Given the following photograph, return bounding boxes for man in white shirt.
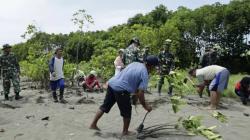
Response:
[49,48,67,103]
[189,65,230,109]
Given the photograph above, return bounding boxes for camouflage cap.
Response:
[145,46,150,50]
[2,44,12,50]
[163,39,172,47]
[129,37,140,45]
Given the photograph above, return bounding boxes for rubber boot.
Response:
[4,94,9,101]
[52,91,58,102]
[158,84,162,96]
[59,89,67,104]
[15,92,23,100]
[168,86,173,96]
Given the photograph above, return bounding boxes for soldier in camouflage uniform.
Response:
[123,37,141,65]
[142,46,150,62]
[200,47,211,68]
[200,46,219,68]
[0,44,22,100]
[158,39,175,96]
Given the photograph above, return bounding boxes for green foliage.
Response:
[128,4,171,28]
[63,62,77,79]
[181,116,222,140]
[72,9,94,32]
[12,1,250,89]
[170,96,186,113]
[79,47,117,81]
[21,24,38,39]
[212,111,228,123]
[20,44,52,88]
[182,116,203,134]
[11,43,29,61]
[65,34,95,62]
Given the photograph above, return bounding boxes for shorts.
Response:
[50,79,65,91]
[209,69,230,92]
[100,86,132,118]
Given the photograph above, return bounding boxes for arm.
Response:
[114,57,120,68]
[170,54,175,70]
[48,57,54,73]
[14,56,20,74]
[135,89,152,112]
[136,69,152,112]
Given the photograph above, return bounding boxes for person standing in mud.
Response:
[49,47,67,103]
[158,39,175,96]
[89,55,159,135]
[199,46,219,97]
[114,49,125,76]
[188,65,230,110]
[0,44,22,100]
[122,37,141,65]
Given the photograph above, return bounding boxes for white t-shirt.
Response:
[196,65,226,84]
[50,57,64,81]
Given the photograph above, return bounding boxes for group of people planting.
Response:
[0,39,249,135]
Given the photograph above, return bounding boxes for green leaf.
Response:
[212,111,228,123]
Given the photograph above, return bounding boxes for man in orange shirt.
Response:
[235,76,250,105]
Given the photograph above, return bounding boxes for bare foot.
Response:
[207,105,217,110]
[89,125,101,131]
[122,131,136,136]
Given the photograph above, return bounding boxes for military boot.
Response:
[15,92,23,100]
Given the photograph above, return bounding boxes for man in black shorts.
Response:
[89,55,159,135]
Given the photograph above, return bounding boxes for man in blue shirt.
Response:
[89,55,159,135]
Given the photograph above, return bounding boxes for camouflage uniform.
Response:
[158,40,175,96]
[123,38,141,65]
[142,47,150,62]
[0,44,21,100]
[200,47,219,68]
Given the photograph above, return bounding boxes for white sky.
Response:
[0,0,230,46]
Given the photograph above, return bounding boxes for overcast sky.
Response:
[0,0,231,46]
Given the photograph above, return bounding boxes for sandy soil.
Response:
[0,85,250,140]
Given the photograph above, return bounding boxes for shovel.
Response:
[137,112,149,133]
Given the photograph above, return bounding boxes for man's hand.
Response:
[52,72,56,77]
[144,104,152,112]
[136,89,152,112]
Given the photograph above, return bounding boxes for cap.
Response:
[119,49,124,53]
[129,37,140,45]
[90,70,97,76]
[145,55,159,66]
